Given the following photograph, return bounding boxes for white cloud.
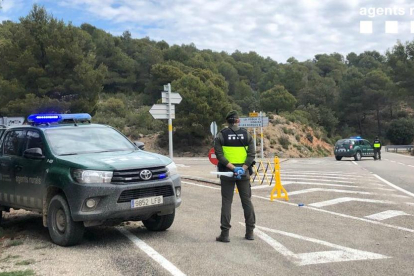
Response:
[56,0,414,62]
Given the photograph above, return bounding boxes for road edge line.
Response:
[373,174,414,199]
[117,227,186,276]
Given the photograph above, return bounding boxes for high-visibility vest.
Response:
[373,140,381,148]
[221,128,248,164]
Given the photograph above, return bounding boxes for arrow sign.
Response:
[149,104,175,119]
[162,92,182,104]
[210,121,218,137]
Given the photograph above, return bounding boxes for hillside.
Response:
[139,114,333,158]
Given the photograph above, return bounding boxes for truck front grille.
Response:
[117,185,174,203]
[112,166,167,183]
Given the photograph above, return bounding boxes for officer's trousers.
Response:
[374,148,381,160]
[220,174,256,232]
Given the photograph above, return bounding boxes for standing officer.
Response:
[214,110,256,242]
[373,136,382,160]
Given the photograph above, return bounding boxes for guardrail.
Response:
[385,145,414,152]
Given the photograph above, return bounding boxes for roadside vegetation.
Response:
[1,5,414,156]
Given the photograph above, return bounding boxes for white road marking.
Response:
[309,197,395,208]
[281,177,354,184]
[117,228,186,276]
[397,162,405,166]
[281,174,367,180]
[373,174,414,199]
[365,210,411,221]
[288,188,372,196]
[282,170,364,177]
[182,180,414,233]
[282,182,357,188]
[352,161,358,166]
[251,224,389,266]
[182,181,220,190]
[390,160,396,163]
[408,165,414,168]
[176,164,190,167]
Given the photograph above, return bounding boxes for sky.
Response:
[1,0,414,62]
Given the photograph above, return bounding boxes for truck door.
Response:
[0,129,26,206]
[364,140,374,157]
[14,130,46,209]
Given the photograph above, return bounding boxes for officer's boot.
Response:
[245,228,254,240]
[216,230,230,243]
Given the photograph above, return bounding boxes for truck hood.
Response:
[56,150,172,171]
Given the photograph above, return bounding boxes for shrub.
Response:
[386,118,414,145]
[306,133,314,143]
[278,135,290,150]
[295,134,301,142]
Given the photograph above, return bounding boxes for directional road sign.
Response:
[210,121,218,137]
[239,117,269,127]
[249,112,259,117]
[162,92,182,104]
[149,104,175,119]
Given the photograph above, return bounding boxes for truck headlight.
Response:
[166,162,178,176]
[72,169,113,184]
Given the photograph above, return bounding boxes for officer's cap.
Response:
[226,110,239,120]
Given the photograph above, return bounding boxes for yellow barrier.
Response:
[270,157,289,201]
[250,157,288,201]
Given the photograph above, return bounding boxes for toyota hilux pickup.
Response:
[0,114,181,246]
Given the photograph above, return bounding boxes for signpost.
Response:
[238,112,269,159]
[208,148,218,165]
[149,83,182,159]
[210,121,218,138]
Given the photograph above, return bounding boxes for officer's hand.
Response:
[233,167,245,178]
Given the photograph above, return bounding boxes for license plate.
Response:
[131,196,163,208]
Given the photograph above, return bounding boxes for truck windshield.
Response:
[45,127,135,155]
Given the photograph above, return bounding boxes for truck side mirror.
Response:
[23,148,45,159]
[134,141,145,150]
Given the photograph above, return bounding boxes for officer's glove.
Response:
[233,167,245,179]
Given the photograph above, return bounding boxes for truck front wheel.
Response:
[47,195,84,246]
[143,210,175,231]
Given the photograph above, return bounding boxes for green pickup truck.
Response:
[334,136,375,161]
[0,114,181,246]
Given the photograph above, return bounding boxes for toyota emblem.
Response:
[140,169,152,180]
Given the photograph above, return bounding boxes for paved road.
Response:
[1,154,414,275]
[350,151,414,193]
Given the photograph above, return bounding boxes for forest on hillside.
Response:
[1,5,414,147]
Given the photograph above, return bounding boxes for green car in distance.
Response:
[334,136,375,161]
[0,114,182,246]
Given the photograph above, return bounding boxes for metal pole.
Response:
[253,110,257,159]
[260,111,264,159]
[168,83,173,159]
[253,128,257,159]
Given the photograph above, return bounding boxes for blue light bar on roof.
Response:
[27,113,92,124]
[61,113,91,121]
[28,114,62,123]
[350,136,362,139]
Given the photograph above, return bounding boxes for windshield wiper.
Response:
[60,153,79,156]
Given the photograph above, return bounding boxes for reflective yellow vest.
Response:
[221,128,248,164]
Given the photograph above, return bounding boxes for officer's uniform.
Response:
[373,138,382,160]
[214,121,256,242]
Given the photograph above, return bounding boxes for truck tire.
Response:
[143,210,175,231]
[354,151,362,161]
[47,195,84,246]
[335,156,342,161]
